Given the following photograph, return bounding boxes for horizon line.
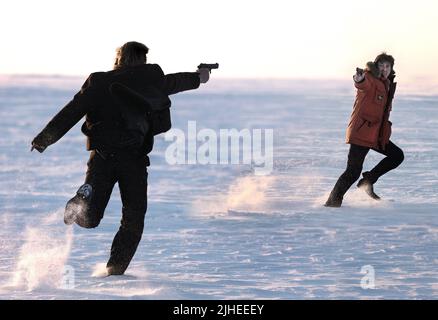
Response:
[1,73,437,96]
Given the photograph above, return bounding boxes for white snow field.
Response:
[0,77,437,299]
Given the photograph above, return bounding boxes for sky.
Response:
[1,0,438,83]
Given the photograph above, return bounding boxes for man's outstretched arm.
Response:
[163,68,209,96]
[31,74,97,152]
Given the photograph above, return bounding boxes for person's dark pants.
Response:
[329,140,404,201]
[76,150,149,274]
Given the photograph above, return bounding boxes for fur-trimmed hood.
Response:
[364,61,396,81]
[365,61,380,78]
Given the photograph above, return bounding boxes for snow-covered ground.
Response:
[0,78,437,299]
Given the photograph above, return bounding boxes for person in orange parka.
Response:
[325,53,404,207]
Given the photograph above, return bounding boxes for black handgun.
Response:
[198,63,219,73]
[356,67,364,76]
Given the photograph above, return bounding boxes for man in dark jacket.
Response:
[324,53,404,208]
[31,41,211,275]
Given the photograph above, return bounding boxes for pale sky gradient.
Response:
[1,0,438,83]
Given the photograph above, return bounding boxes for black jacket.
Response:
[32,64,200,155]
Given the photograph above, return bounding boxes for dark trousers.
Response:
[76,150,149,274]
[330,141,404,199]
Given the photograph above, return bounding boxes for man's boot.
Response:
[64,184,93,225]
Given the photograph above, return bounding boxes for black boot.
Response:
[106,264,126,276]
[325,174,352,208]
[357,172,380,200]
[324,185,344,207]
[324,195,343,207]
[64,184,93,225]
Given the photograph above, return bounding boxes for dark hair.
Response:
[114,41,149,69]
[374,52,395,75]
